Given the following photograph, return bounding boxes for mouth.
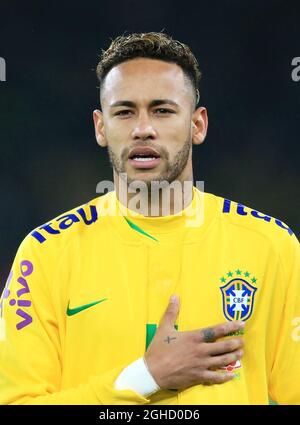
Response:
[128,147,161,170]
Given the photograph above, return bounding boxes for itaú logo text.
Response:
[222,199,293,235]
[30,205,98,243]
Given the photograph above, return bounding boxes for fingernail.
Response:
[239,321,245,327]
[170,295,177,303]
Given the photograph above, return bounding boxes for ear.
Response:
[191,107,208,146]
[93,109,107,147]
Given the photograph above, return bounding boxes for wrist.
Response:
[114,357,161,397]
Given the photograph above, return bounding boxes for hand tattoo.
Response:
[164,336,177,344]
[202,328,216,342]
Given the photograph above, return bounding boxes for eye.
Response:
[115,110,133,116]
[154,108,175,114]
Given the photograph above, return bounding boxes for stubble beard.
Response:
[107,137,192,189]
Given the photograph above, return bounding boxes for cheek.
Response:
[161,117,190,138]
[105,126,124,153]
[106,128,132,163]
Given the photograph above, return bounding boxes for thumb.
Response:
[158,295,180,330]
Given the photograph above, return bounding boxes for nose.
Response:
[131,111,157,141]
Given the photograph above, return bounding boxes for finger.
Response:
[207,338,244,356]
[158,294,180,330]
[200,370,235,385]
[200,321,245,342]
[207,349,243,369]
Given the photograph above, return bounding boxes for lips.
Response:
[128,147,160,159]
[128,146,161,170]
[128,157,161,169]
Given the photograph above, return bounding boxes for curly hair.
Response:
[96,32,201,108]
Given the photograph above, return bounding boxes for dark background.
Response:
[0,0,299,292]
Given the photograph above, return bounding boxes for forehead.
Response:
[101,58,191,105]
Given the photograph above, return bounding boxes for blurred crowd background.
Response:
[0,0,299,291]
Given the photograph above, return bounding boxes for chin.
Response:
[127,170,162,183]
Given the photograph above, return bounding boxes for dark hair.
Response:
[96,32,201,108]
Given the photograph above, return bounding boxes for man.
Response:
[0,32,299,405]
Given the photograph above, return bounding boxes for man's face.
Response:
[94,58,207,186]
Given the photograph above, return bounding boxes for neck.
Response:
[114,170,194,217]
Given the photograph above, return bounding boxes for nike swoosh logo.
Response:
[67,298,108,316]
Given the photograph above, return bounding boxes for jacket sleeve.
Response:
[268,232,300,404]
[0,235,150,405]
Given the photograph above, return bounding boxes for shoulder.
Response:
[19,191,114,254]
[205,191,299,268]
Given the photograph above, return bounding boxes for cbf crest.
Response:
[220,269,258,321]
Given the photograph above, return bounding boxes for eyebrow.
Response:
[110,99,180,108]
